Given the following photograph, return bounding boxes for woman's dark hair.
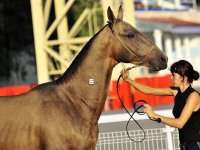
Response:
[170,60,199,83]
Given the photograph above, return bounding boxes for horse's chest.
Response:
[41,115,94,149]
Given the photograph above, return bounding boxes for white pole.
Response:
[45,0,74,39]
[30,0,49,83]
[153,29,163,50]
[44,0,52,28]
[46,37,91,46]
[142,0,149,10]
[165,35,173,67]
[174,0,181,8]
[183,37,191,62]
[192,0,197,9]
[163,125,175,150]
[54,0,71,71]
[175,37,182,61]
[44,47,69,67]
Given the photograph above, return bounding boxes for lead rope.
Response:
[116,67,161,142]
[116,71,145,142]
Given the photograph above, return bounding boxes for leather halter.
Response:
[113,32,155,67]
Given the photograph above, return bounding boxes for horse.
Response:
[0,6,167,150]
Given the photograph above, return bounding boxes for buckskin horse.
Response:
[0,6,167,150]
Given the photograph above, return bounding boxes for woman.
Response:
[121,60,200,150]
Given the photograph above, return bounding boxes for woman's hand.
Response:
[143,104,156,118]
[120,69,129,80]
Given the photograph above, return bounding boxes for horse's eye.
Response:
[127,34,135,38]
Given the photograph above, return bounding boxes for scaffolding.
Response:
[30,0,137,84]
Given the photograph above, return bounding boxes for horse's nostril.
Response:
[160,55,168,69]
[161,55,168,63]
[161,57,165,62]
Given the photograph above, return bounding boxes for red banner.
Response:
[0,85,36,96]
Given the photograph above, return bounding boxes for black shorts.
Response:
[180,141,200,150]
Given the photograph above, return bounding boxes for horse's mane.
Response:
[55,24,109,85]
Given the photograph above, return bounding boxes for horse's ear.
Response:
[107,6,116,24]
[117,5,123,20]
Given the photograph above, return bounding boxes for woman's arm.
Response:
[121,69,173,96]
[144,92,200,129]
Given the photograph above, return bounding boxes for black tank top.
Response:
[172,86,200,144]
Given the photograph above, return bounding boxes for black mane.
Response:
[55,25,108,84]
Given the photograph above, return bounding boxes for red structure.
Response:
[0,85,36,96]
[106,74,174,110]
[134,74,174,106]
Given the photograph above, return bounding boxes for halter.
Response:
[113,32,155,68]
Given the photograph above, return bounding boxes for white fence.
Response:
[97,109,180,150]
[96,128,180,150]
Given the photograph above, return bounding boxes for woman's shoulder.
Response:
[194,89,200,95]
[190,86,200,95]
[187,90,199,103]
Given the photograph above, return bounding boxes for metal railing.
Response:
[96,128,180,150]
[97,109,180,150]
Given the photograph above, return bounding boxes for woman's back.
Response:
[173,86,200,143]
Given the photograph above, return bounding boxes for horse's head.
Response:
[107,6,167,71]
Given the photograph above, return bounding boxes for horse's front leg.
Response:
[84,125,99,150]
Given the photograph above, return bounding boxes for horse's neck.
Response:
[59,26,117,121]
